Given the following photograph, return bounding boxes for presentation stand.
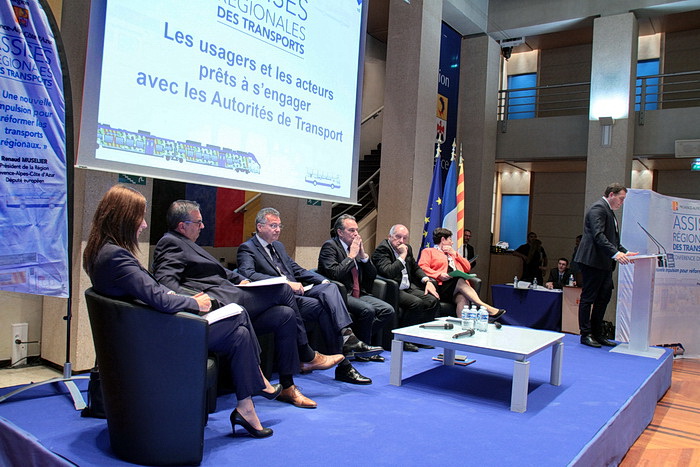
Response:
[611,254,666,359]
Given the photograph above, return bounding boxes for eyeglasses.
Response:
[265,223,283,230]
[184,220,203,225]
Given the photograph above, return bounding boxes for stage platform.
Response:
[0,333,672,466]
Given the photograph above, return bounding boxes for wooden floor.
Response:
[620,357,700,466]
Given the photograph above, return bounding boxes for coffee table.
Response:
[390,320,565,412]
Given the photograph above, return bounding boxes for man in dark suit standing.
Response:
[371,224,441,352]
[237,207,382,385]
[545,258,572,289]
[574,184,637,348]
[317,214,395,362]
[153,200,344,408]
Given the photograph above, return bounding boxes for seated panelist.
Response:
[83,185,276,438]
[418,228,505,321]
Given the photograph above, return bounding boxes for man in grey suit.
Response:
[317,214,395,362]
[574,184,637,348]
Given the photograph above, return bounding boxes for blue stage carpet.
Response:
[0,334,672,466]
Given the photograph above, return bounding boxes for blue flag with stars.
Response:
[421,144,444,251]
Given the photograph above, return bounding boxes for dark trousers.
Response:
[208,312,264,400]
[398,284,440,327]
[347,294,395,344]
[295,282,353,354]
[578,263,614,336]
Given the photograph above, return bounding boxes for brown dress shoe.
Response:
[277,385,317,408]
[300,352,344,373]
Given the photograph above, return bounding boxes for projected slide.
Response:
[78,0,366,203]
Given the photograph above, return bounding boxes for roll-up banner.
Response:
[0,0,68,298]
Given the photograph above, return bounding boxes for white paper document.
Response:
[236,276,288,287]
[202,302,243,324]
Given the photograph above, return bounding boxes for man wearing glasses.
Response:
[153,200,344,408]
[237,207,383,385]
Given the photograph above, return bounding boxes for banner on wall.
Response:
[617,189,700,358]
[0,1,68,297]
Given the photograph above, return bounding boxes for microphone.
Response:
[452,329,475,338]
[420,322,454,329]
[637,222,667,267]
[445,317,463,324]
[494,322,502,329]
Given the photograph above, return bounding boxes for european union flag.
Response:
[421,143,444,251]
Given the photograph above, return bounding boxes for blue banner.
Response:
[0,1,68,297]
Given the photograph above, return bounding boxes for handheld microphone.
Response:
[420,322,454,329]
[445,317,463,324]
[452,329,475,338]
[494,322,502,329]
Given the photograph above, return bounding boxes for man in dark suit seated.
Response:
[317,214,395,363]
[545,257,573,289]
[237,207,383,385]
[153,200,344,409]
[371,224,441,352]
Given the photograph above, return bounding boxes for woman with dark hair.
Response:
[418,228,505,320]
[84,185,277,438]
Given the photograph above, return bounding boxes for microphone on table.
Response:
[452,329,475,338]
[494,322,502,329]
[420,322,454,329]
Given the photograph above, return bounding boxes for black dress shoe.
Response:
[343,339,383,358]
[230,410,273,438]
[488,309,506,323]
[580,335,601,348]
[594,336,616,347]
[403,342,419,352]
[258,383,283,400]
[335,364,372,385]
[354,354,385,363]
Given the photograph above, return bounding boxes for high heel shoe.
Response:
[230,409,273,438]
[259,383,283,400]
[488,309,506,323]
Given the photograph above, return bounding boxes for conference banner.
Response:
[0,0,68,297]
[617,189,700,358]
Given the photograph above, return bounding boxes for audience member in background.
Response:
[461,228,476,268]
[545,257,572,289]
[317,214,395,363]
[153,200,343,409]
[574,183,637,348]
[237,207,382,386]
[371,224,441,352]
[418,228,505,320]
[514,232,548,284]
[83,185,276,438]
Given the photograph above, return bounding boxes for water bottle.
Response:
[461,305,469,330]
[568,274,575,286]
[477,306,489,332]
[513,275,518,288]
[531,277,538,289]
[464,305,477,331]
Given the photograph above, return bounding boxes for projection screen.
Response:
[77,0,367,203]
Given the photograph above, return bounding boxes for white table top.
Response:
[393,319,565,361]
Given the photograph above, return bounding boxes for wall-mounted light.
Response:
[599,116,614,147]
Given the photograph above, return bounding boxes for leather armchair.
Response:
[84,288,217,466]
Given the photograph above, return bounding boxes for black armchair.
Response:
[84,288,217,466]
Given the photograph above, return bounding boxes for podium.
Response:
[611,254,666,359]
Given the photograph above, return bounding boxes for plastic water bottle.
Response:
[531,277,538,289]
[464,305,477,331]
[461,305,469,330]
[513,276,518,288]
[477,306,489,332]
[568,274,575,286]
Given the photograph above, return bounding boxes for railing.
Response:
[331,168,380,225]
[498,70,700,130]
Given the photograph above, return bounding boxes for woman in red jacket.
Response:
[419,228,505,320]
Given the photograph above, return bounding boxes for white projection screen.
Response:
[77,0,367,203]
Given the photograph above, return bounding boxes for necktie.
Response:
[350,264,361,298]
[267,244,290,279]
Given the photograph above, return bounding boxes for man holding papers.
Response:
[238,207,383,386]
[154,200,343,408]
[418,228,505,321]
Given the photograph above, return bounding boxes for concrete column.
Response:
[456,34,501,279]
[376,0,441,246]
[584,13,638,206]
